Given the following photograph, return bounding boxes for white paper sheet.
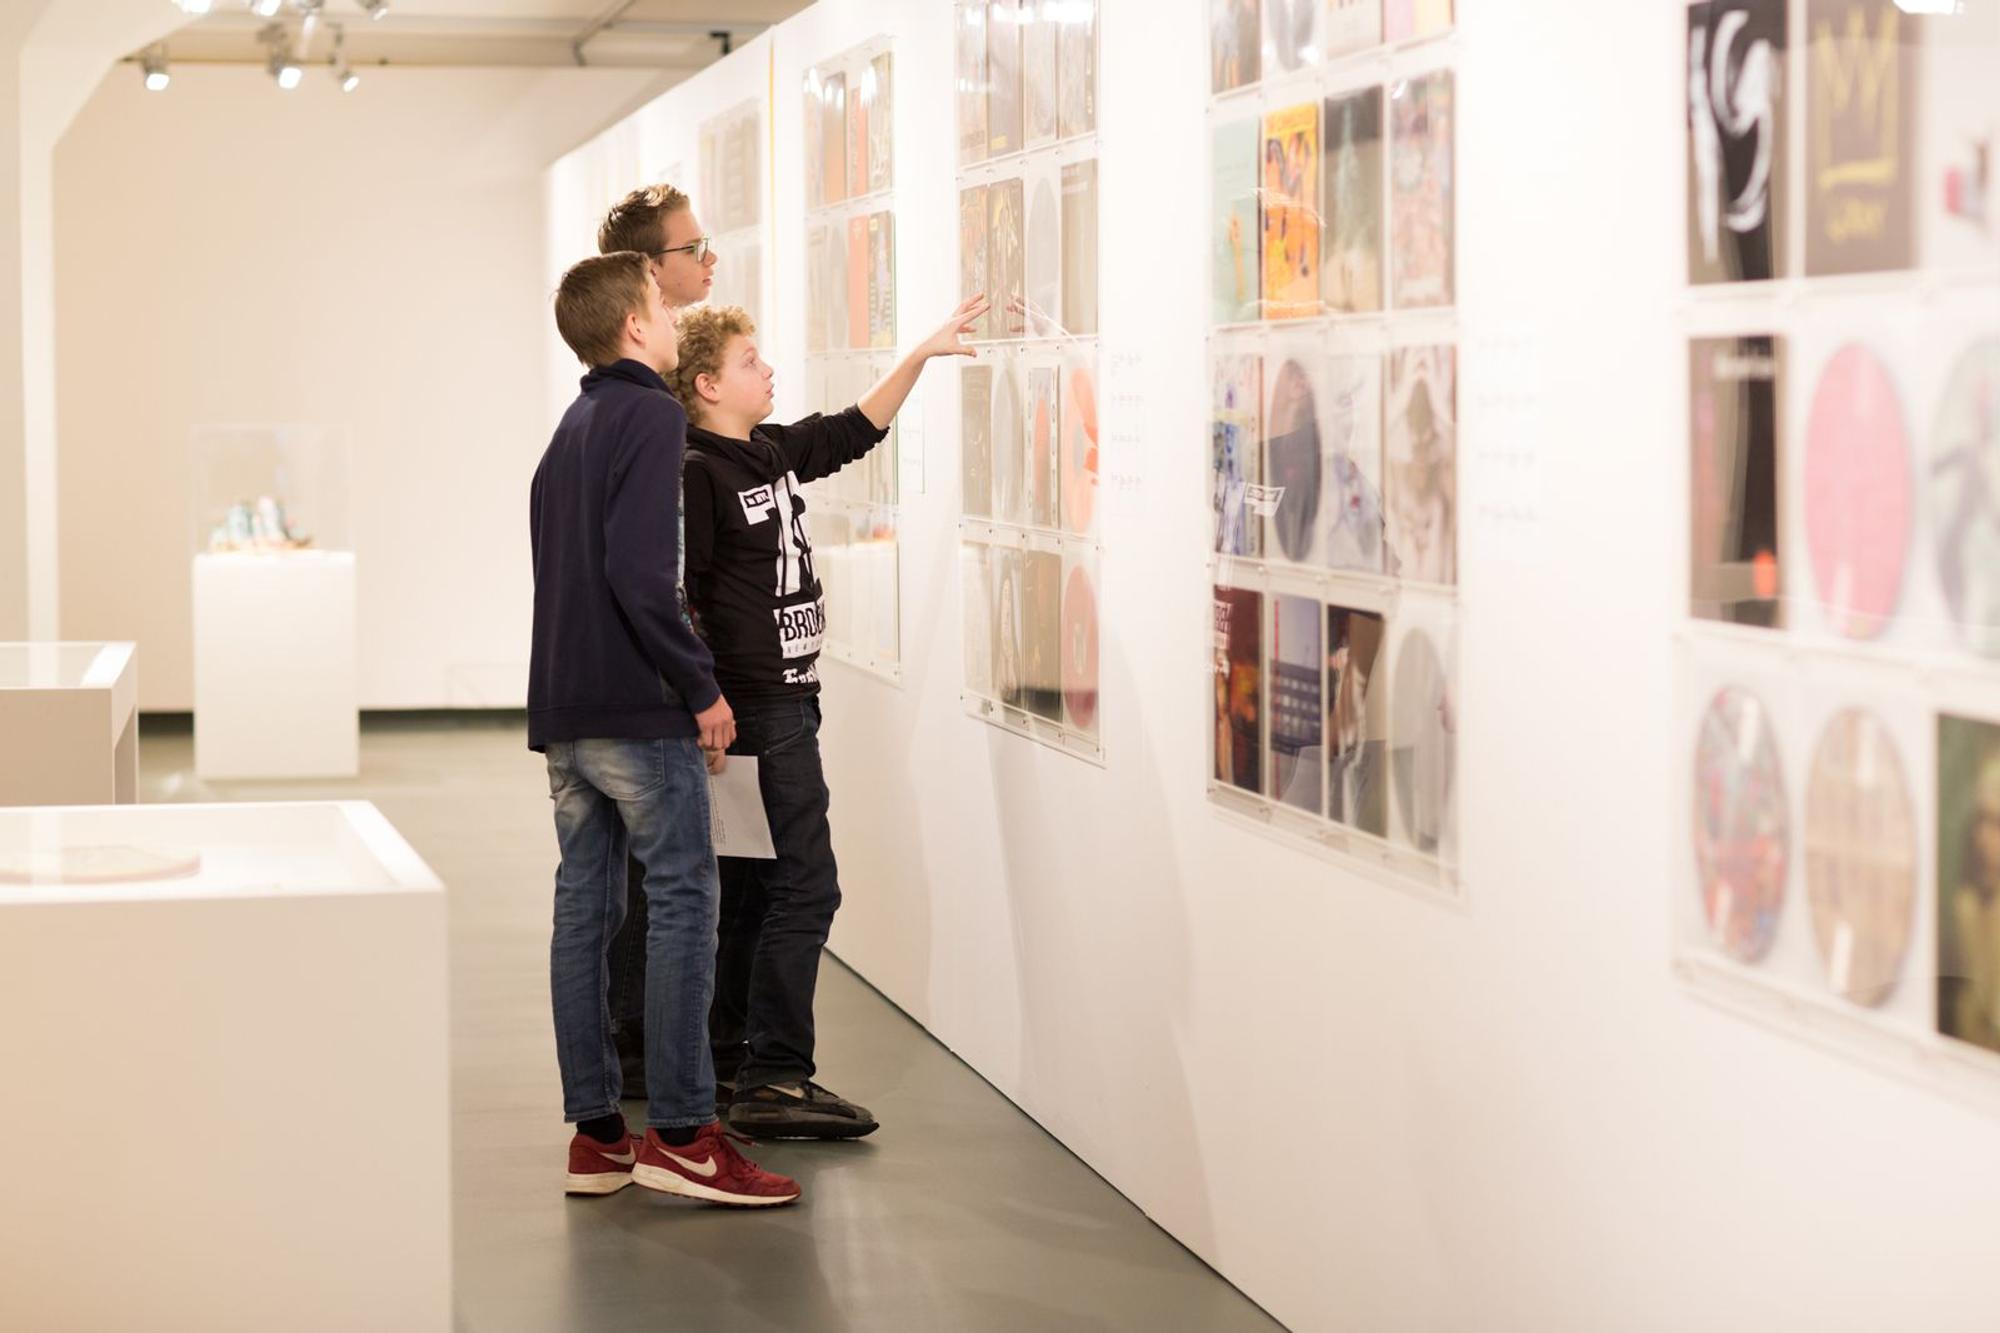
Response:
[709,757,776,860]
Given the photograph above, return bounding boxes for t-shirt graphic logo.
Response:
[738,472,816,597]
[738,485,776,522]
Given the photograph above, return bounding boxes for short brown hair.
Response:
[553,252,652,368]
[665,305,756,420]
[597,184,689,256]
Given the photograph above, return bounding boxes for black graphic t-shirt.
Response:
[682,405,889,704]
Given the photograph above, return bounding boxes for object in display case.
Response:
[1930,336,2000,658]
[1057,0,1096,140]
[993,358,1026,524]
[1213,585,1263,794]
[847,218,870,350]
[868,53,894,194]
[1803,343,1910,640]
[825,73,850,206]
[1693,685,1789,963]
[1061,160,1100,336]
[964,363,994,517]
[1389,70,1454,309]
[1939,713,2000,1054]
[1061,355,1100,537]
[207,496,312,554]
[989,177,1027,339]
[869,213,896,350]
[0,843,202,885]
[1328,605,1387,834]
[994,547,1026,709]
[1390,625,1454,856]
[1062,558,1100,735]
[1211,0,1261,93]
[1026,165,1061,337]
[1384,345,1456,586]
[1922,2,1999,271]
[1212,118,1261,325]
[1326,0,1383,57]
[961,183,989,339]
[1263,0,1321,75]
[804,74,826,208]
[1323,355,1386,574]
[1024,0,1058,146]
[1805,708,1916,1007]
[988,0,1026,157]
[1265,353,1325,565]
[1269,594,1324,814]
[806,225,832,355]
[192,425,349,557]
[714,103,762,232]
[1022,549,1064,722]
[1262,101,1320,319]
[964,543,995,696]
[1212,355,1263,556]
[958,1,989,166]
[1028,365,1060,529]
[1805,0,1914,275]
[1323,87,1385,315]
[847,65,869,200]
[1690,335,1783,628]
[1687,0,1788,285]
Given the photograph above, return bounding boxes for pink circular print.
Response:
[1804,344,1911,639]
[1061,564,1099,733]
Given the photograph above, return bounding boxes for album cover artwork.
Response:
[1326,0,1383,56]
[1061,559,1100,736]
[869,213,896,350]
[1328,605,1387,834]
[1390,626,1454,856]
[1323,87,1385,314]
[1028,365,1060,529]
[1212,355,1263,557]
[994,547,1026,710]
[1022,549,1064,722]
[846,64,868,200]
[824,226,849,355]
[1061,354,1099,537]
[1917,3,1999,273]
[1212,118,1261,326]
[1385,346,1456,586]
[1939,712,2000,1054]
[1061,160,1100,336]
[822,73,848,208]
[1688,0,1788,283]
[988,0,1026,158]
[1690,335,1783,627]
[958,1,989,166]
[1026,166,1062,337]
[1384,0,1452,43]
[1263,0,1321,76]
[1693,686,1789,963]
[1214,585,1263,794]
[1262,101,1321,319]
[963,542,994,696]
[1390,71,1454,309]
[1269,594,1325,814]
[847,217,870,351]
[867,52,894,194]
[1805,708,1916,1006]
[803,79,826,210]
[960,183,990,339]
[1322,354,1385,574]
[805,224,832,355]
[1930,337,2000,657]
[1803,343,1909,639]
[989,177,1027,340]
[1058,0,1097,140]
[723,104,762,231]
[1211,0,1261,94]
[992,358,1026,525]
[1265,353,1325,565]
[963,363,994,518]
[1024,0,1059,146]
[1805,0,1915,275]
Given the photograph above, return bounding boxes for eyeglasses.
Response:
[651,236,713,264]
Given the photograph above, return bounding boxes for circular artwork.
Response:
[1804,709,1916,1006]
[1930,337,2000,657]
[991,360,1023,525]
[1062,362,1099,536]
[1804,344,1911,639]
[1061,564,1099,733]
[1266,358,1322,563]
[1389,627,1454,856]
[1692,686,1789,963]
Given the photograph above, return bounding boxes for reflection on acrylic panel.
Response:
[1384,0,1452,43]
[1803,343,1910,639]
[1323,87,1384,315]
[1328,606,1387,835]
[1026,169,1062,336]
[963,543,994,696]
[957,1,988,166]
[1265,355,1324,564]
[1061,160,1100,336]
[1687,0,1788,284]
[992,359,1026,525]
[960,184,989,339]
[822,74,848,207]
[1211,0,1261,93]
[988,178,1026,340]
[1323,355,1385,574]
[1261,102,1320,319]
[1212,355,1263,556]
[1058,0,1096,140]
[1938,713,2000,1055]
[1024,0,1058,146]
[1061,357,1099,536]
[1263,0,1320,76]
[867,53,894,194]
[1805,0,1914,275]
[1389,71,1454,309]
[988,0,1025,157]
[1930,337,2000,658]
[1062,561,1100,735]
[1805,709,1916,1007]
[1326,0,1383,58]
[1212,119,1261,325]
[1213,586,1263,794]
[963,363,994,517]
[1689,335,1783,627]
[1390,626,1454,856]
[1692,686,1789,964]
[994,547,1025,710]
[1385,346,1456,586]
[1028,366,1060,529]
[1022,550,1064,722]
[1269,594,1324,814]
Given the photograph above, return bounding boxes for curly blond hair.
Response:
[666,305,757,421]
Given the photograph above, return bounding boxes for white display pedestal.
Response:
[0,801,448,1332]
[0,641,138,806]
[193,550,359,779]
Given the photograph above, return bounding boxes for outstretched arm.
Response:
[858,295,988,430]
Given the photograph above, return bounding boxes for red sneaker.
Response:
[564,1126,638,1196]
[632,1122,801,1208]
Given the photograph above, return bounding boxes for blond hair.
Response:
[666,305,757,420]
[597,183,690,256]
[553,252,652,369]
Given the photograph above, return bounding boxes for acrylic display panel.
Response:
[1801,342,1911,641]
[1268,593,1325,814]
[1060,354,1100,538]
[1212,118,1261,325]
[1213,585,1264,795]
[1323,86,1385,315]
[1060,160,1100,337]
[1804,0,1916,276]
[1322,353,1386,575]
[1261,102,1321,320]
[957,2,989,166]
[1384,0,1453,44]
[1024,0,1059,147]
[1389,70,1455,310]
[987,0,1026,158]
[1057,0,1097,140]
[1211,0,1261,94]
[1263,0,1321,78]
[1263,347,1329,566]
[1025,163,1062,338]
[1212,355,1263,558]
[1807,707,1919,1007]
[1328,603,1389,837]
[1388,612,1457,860]
[1939,712,2000,1056]
[1061,553,1101,737]
[1686,0,1789,285]
[960,183,990,340]
[1931,337,2000,659]
[963,362,994,518]
[1326,0,1384,59]
[988,177,1027,340]
[1688,335,1783,628]
[1384,345,1457,587]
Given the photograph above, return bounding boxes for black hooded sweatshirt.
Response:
[682,404,889,704]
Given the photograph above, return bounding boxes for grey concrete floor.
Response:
[139,714,1285,1333]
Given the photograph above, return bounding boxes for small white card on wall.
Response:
[709,758,775,859]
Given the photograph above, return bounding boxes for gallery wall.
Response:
[54,63,666,711]
[551,2,2000,1330]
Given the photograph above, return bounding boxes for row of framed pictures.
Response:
[804,48,893,210]
[959,531,1102,761]
[1211,0,1456,93]
[955,0,1098,167]
[805,212,897,355]
[699,98,765,329]
[958,159,1101,343]
[961,351,1100,540]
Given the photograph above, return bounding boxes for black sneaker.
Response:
[726,1080,879,1140]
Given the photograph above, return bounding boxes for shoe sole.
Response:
[564,1171,634,1196]
[632,1163,800,1208]
[726,1112,880,1141]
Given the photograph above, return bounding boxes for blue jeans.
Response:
[546,736,718,1130]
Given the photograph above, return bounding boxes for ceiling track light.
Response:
[251,0,284,17]
[140,43,170,92]
[329,22,358,92]
[358,0,389,20]
[258,21,302,90]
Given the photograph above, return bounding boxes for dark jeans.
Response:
[607,697,843,1092]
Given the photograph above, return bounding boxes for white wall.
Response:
[55,63,666,710]
[551,3,2000,1331]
